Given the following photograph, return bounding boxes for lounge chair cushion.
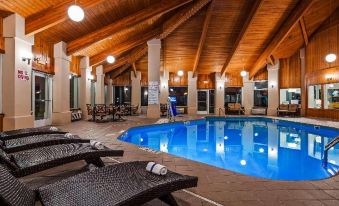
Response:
[38,161,197,206]
[0,165,35,206]
[0,149,18,170]
[278,104,288,110]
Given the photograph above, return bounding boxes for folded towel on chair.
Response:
[49,127,59,131]
[64,133,74,138]
[90,140,105,150]
[146,162,167,176]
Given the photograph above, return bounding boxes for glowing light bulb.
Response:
[68,5,84,22]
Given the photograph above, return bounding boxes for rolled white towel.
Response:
[90,140,105,150]
[146,162,167,176]
[64,133,74,138]
[49,126,59,131]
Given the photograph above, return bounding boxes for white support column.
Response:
[147,39,161,118]
[215,72,226,114]
[267,60,280,116]
[52,41,71,125]
[131,71,141,113]
[242,72,254,115]
[79,56,92,120]
[160,70,169,104]
[95,65,105,104]
[107,79,113,105]
[188,71,197,114]
[2,14,34,130]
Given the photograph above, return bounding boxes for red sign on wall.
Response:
[17,70,30,81]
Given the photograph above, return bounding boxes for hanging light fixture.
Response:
[68,0,85,22]
[106,55,115,64]
[240,58,247,77]
[325,0,336,63]
[177,70,184,77]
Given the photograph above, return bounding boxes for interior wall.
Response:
[279,51,301,89]
[0,17,4,53]
[112,72,131,86]
[32,36,54,74]
[253,68,268,81]
[225,73,243,87]
[197,73,215,89]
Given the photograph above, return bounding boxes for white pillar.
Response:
[95,65,105,104]
[215,72,226,114]
[188,71,197,114]
[2,14,34,130]
[242,72,254,115]
[160,70,169,104]
[147,39,161,118]
[107,79,113,105]
[131,71,141,112]
[267,60,279,116]
[52,41,71,125]
[79,56,92,120]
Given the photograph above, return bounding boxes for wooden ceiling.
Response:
[0,0,338,79]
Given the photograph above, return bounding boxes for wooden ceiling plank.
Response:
[67,0,192,55]
[192,1,214,77]
[299,17,309,46]
[103,0,211,75]
[89,28,161,66]
[220,0,264,76]
[111,64,132,79]
[25,0,104,36]
[249,0,316,79]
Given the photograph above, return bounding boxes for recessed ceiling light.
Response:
[106,55,115,64]
[68,5,84,22]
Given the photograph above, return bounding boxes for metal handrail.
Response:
[322,136,339,167]
[218,108,226,116]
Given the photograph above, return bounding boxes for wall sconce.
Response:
[162,83,167,88]
[203,80,208,84]
[22,57,31,65]
[270,81,276,88]
[325,74,333,81]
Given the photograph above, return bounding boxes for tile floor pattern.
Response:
[22,115,339,206]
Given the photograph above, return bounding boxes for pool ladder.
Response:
[322,135,339,168]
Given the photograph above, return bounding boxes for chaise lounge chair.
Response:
[0,127,66,139]
[277,104,289,116]
[0,133,90,153]
[0,161,198,206]
[0,143,124,177]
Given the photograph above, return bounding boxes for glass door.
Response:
[197,90,209,114]
[32,71,52,127]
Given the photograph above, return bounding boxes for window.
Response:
[169,87,187,106]
[141,87,148,106]
[324,83,339,109]
[70,75,79,109]
[280,88,301,104]
[308,85,322,109]
[114,86,131,105]
[254,81,268,107]
[209,90,215,114]
[224,87,242,106]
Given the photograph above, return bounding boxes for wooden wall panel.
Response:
[112,72,131,86]
[0,17,4,53]
[306,108,339,120]
[279,51,301,88]
[140,71,148,86]
[70,56,81,76]
[225,73,243,87]
[253,68,268,81]
[168,72,188,87]
[197,73,215,89]
[32,36,54,74]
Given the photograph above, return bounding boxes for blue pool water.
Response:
[119,117,339,180]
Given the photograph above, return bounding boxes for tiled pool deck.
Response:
[23,115,339,206]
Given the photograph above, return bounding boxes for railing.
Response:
[322,136,339,167]
[218,108,226,116]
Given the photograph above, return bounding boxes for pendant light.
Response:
[68,0,85,22]
[106,55,115,64]
[240,58,247,77]
[325,0,336,63]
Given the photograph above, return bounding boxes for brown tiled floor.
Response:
[23,115,339,206]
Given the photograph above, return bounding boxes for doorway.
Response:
[197,90,209,114]
[32,71,52,127]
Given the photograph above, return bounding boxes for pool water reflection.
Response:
[119,117,339,180]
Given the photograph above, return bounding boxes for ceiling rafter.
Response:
[66,0,192,55]
[111,63,132,80]
[89,27,161,66]
[249,0,316,79]
[220,0,264,76]
[132,63,137,78]
[25,0,104,36]
[103,0,212,75]
[192,0,214,77]
[299,17,309,46]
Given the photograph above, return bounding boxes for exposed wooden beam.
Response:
[111,64,132,79]
[192,1,214,77]
[67,0,192,55]
[25,0,104,36]
[249,0,316,79]
[103,0,211,74]
[268,55,275,65]
[220,0,264,76]
[132,63,137,78]
[299,17,309,46]
[90,27,161,66]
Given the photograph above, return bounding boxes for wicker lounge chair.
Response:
[0,161,198,206]
[0,127,65,139]
[0,143,124,177]
[0,133,90,153]
[277,104,289,116]
[227,103,245,115]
